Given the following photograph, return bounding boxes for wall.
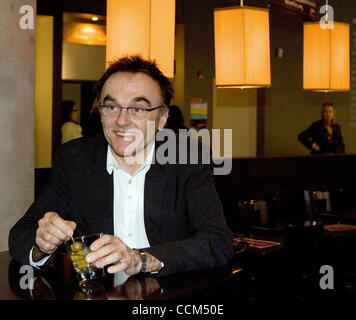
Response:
[213,87,257,158]
[62,43,106,81]
[0,0,36,251]
[35,15,53,168]
[171,24,185,122]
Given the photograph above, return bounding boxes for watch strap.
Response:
[134,249,147,273]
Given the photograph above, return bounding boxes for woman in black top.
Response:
[298,103,345,154]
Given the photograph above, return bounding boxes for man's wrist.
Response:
[32,244,48,262]
[133,249,147,273]
[132,249,163,274]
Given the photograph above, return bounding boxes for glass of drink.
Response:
[65,233,105,282]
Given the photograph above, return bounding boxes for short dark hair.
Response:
[61,100,76,124]
[93,55,174,107]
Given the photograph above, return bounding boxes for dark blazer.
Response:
[298,120,345,154]
[8,132,233,276]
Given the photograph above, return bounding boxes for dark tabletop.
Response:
[2,226,356,301]
[1,251,242,300]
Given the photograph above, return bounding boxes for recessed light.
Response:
[92,16,99,21]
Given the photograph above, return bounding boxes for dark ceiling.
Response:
[37,0,107,15]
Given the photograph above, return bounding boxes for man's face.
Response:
[99,72,168,163]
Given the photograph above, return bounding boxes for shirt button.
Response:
[128,180,132,184]
[128,195,132,199]
[128,233,132,237]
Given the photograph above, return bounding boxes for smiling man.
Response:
[9,56,233,278]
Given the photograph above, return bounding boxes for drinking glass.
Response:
[65,233,105,282]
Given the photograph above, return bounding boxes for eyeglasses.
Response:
[98,104,164,119]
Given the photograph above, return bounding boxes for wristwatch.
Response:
[134,249,147,273]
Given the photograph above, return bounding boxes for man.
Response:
[9,55,233,277]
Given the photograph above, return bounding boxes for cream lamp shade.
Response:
[214,6,271,88]
[106,0,175,78]
[303,22,350,92]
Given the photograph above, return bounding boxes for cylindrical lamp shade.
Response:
[303,22,350,91]
[106,0,175,78]
[214,7,271,88]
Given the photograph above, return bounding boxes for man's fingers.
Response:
[49,214,76,236]
[90,234,117,251]
[35,236,57,254]
[36,226,63,248]
[107,262,127,274]
[44,223,69,242]
[86,243,117,264]
[92,251,123,269]
[65,221,76,234]
[42,211,76,235]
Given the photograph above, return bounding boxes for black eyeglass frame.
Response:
[98,104,165,118]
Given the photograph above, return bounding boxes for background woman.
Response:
[61,100,83,144]
[298,102,345,154]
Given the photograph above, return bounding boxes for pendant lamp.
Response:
[106,0,175,78]
[214,0,271,88]
[303,2,350,92]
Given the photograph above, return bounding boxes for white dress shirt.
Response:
[106,144,153,249]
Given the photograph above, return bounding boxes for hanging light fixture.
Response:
[106,0,175,78]
[214,0,271,88]
[303,1,350,92]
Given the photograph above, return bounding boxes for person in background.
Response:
[165,104,188,133]
[298,102,345,155]
[61,100,83,144]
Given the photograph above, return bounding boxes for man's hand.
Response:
[86,234,162,275]
[33,211,76,261]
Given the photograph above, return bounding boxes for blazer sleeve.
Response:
[144,163,234,277]
[8,146,71,267]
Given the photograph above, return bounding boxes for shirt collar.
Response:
[106,142,155,175]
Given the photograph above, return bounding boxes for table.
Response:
[0,251,243,300]
[2,244,355,301]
